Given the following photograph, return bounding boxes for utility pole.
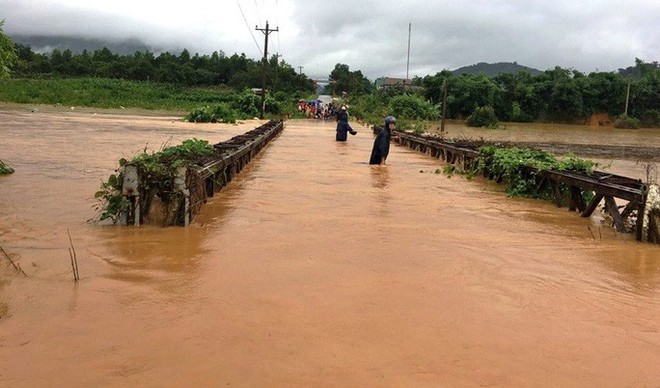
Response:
[440,79,448,134]
[298,66,304,75]
[406,22,411,81]
[273,52,282,93]
[256,21,278,119]
[624,78,631,116]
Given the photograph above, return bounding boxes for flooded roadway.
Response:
[0,109,659,387]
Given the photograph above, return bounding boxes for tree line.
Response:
[3,27,659,127]
[415,60,659,126]
[12,44,315,97]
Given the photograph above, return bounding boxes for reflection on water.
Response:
[370,165,390,189]
[0,112,658,386]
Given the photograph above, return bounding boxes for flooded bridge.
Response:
[117,120,659,244]
[1,112,659,387]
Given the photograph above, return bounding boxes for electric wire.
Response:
[254,0,262,26]
[275,0,282,60]
[236,0,262,54]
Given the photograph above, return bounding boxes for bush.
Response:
[639,109,660,128]
[466,105,499,128]
[185,103,237,123]
[613,114,640,129]
[389,94,440,120]
[0,159,14,174]
[231,90,260,118]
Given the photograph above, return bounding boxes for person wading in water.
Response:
[369,115,397,165]
[335,104,357,141]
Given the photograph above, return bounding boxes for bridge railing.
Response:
[393,130,660,244]
[121,120,285,226]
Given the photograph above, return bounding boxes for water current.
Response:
[0,108,658,386]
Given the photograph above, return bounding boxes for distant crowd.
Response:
[297,100,339,120]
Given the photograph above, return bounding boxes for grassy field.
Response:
[0,77,234,112]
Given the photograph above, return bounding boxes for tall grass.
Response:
[0,77,235,111]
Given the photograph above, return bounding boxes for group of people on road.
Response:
[334,104,397,165]
[297,100,339,120]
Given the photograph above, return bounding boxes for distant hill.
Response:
[452,62,542,77]
[10,35,163,55]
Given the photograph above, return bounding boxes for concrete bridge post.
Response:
[640,184,660,243]
[121,164,141,226]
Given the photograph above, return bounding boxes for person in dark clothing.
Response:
[369,115,397,165]
[335,105,357,141]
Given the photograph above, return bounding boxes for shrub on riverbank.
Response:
[613,114,641,129]
[466,106,499,128]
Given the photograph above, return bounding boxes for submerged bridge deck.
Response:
[119,121,658,243]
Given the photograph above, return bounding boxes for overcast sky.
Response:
[2,0,658,80]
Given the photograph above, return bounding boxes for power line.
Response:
[254,0,262,26]
[275,0,281,58]
[236,0,261,54]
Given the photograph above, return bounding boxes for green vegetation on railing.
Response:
[0,159,14,174]
[470,145,595,200]
[94,138,215,223]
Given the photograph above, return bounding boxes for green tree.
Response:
[492,71,536,122]
[450,74,498,118]
[629,59,660,123]
[578,72,626,116]
[389,94,440,120]
[1,20,18,78]
[421,70,452,105]
[327,63,372,96]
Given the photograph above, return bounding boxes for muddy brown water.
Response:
[1,108,659,387]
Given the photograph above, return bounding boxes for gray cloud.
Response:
[2,0,658,80]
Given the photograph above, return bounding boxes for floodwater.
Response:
[0,108,659,387]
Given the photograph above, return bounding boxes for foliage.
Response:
[4,40,659,126]
[411,121,426,135]
[346,93,390,126]
[0,77,295,119]
[0,77,237,110]
[13,43,315,95]
[0,159,14,174]
[324,63,372,96]
[0,20,18,79]
[471,145,595,199]
[185,103,238,123]
[420,59,659,124]
[184,88,287,122]
[94,138,215,222]
[612,114,640,129]
[465,105,499,128]
[452,61,542,77]
[388,94,440,120]
[639,109,660,128]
